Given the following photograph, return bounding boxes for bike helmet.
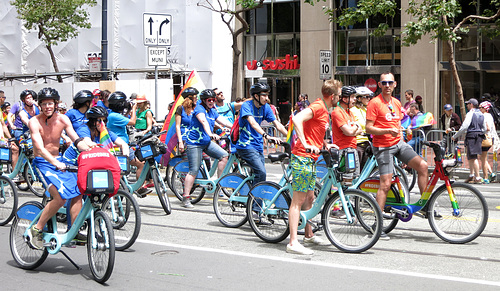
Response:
[20,89,37,102]
[58,103,67,110]
[199,89,216,100]
[108,91,128,112]
[73,90,93,104]
[1,101,10,111]
[92,89,101,97]
[341,86,356,97]
[249,83,270,96]
[86,106,108,119]
[181,87,199,98]
[37,87,60,103]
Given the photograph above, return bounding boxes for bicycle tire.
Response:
[164,155,183,192]
[101,190,141,251]
[213,173,250,228]
[170,160,206,204]
[427,182,488,244]
[246,181,291,243]
[322,189,382,253]
[23,162,45,198]
[405,167,417,192]
[370,164,410,204]
[14,162,29,191]
[87,210,115,284]
[0,175,18,226]
[10,201,48,270]
[151,167,172,215]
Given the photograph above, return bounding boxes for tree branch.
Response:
[453,8,500,33]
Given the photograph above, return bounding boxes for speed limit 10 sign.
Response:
[319,50,332,80]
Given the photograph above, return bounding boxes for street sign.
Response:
[148,47,168,66]
[143,13,172,46]
[319,50,332,80]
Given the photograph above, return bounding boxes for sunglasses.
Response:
[380,81,395,86]
[387,103,396,117]
[217,92,223,96]
[206,98,216,102]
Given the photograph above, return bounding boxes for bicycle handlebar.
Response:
[65,165,79,172]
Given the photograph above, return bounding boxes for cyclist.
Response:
[175,87,199,153]
[331,86,363,182]
[107,91,151,198]
[96,89,111,113]
[365,72,429,239]
[182,89,233,208]
[8,89,39,140]
[135,94,154,136]
[27,87,83,250]
[66,90,93,138]
[287,79,342,255]
[350,87,371,169]
[235,83,287,186]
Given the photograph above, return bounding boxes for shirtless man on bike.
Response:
[27,88,85,249]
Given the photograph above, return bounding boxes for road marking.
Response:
[138,238,500,287]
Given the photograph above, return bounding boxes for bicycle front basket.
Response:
[0,146,11,164]
[86,170,115,195]
[136,142,158,161]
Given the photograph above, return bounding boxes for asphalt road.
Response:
[2,164,500,290]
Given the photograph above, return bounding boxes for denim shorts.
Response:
[372,139,417,175]
[186,142,228,176]
[290,154,316,192]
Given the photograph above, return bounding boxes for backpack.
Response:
[77,147,121,197]
[230,116,240,145]
[490,105,500,128]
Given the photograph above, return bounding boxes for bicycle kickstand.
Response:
[60,250,82,270]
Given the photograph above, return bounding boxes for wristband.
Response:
[263,133,268,139]
[74,137,84,148]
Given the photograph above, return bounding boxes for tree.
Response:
[11,0,97,83]
[307,0,500,118]
[198,0,264,100]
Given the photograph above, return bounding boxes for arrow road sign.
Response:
[143,13,172,46]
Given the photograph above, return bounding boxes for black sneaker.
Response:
[136,187,152,198]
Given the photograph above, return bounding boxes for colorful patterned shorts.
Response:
[291,154,316,192]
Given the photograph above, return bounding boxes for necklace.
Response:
[381,96,396,117]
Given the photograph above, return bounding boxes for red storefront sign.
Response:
[364,78,377,93]
[246,54,300,70]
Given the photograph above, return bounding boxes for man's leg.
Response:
[36,185,66,230]
[237,149,266,185]
[407,155,429,195]
[376,173,392,211]
[289,190,309,245]
[69,195,83,225]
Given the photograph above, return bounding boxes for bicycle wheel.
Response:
[87,210,115,284]
[151,167,171,215]
[322,189,382,253]
[101,190,141,251]
[213,173,250,228]
[427,182,488,244]
[370,164,410,204]
[10,201,48,269]
[14,162,30,192]
[170,160,206,204]
[0,175,18,225]
[246,182,291,243]
[24,163,45,198]
[164,155,183,192]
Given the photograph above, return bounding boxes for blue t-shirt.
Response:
[107,112,130,143]
[66,108,90,138]
[176,106,192,142]
[96,100,111,113]
[216,102,236,124]
[186,104,219,146]
[236,100,275,152]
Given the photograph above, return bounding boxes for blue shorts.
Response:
[33,156,80,199]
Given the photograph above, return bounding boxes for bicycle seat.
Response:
[268,152,288,163]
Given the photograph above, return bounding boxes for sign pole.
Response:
[155,65,158,116]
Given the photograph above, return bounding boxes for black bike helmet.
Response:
[1,102,10,111]
[199,89,216,100]
[108,91,127,112]
[181,87,199,98]
[20,89,37,102]
[73,90,94,104]
[341,86,357,97]
[249,83,270,96]
[37,87,60,103]
[86,106,108,119]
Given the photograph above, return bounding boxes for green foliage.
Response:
[11,0,97,46]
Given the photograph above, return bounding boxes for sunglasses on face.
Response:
[217,92,223,96]
[380,81,395,86]
[206,98,216,102]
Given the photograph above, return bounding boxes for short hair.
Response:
[321,79,342,97]
[405,89,414,97]
[409,103,419,110]
[380,71,395,81]
[0,90,4,94]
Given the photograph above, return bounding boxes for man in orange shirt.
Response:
[365,72,428,240]
[286,79,342,255]
[331,86,363,180]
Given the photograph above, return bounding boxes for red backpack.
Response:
[77,147,121,197]
[230,115,240,145]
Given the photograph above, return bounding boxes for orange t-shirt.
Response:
[331,106,357,149]
[366,94,402,147]
[292,99,329,160]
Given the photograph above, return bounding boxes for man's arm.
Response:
[271,119,288,136]
[366,120,399,137]
[292,108,317,153]
[452,112,472,140]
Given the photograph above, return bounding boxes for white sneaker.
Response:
[286,243,314,255]
[303,236,326,245]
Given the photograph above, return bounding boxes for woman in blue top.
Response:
[175,87,199,152]
[182,89,232,208]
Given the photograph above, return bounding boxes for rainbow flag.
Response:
[159,70,206,165]
[286,115,296,149]
[99,120,113,151]
[410,112,436,129]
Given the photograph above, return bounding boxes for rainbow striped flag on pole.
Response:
[159,70,206,165]
[99,120,114,151]
[286,115,296,150]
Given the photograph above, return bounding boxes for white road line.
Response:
[137,238,500,287]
